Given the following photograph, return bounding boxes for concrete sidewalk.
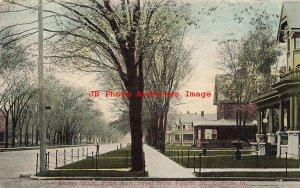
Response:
[196,168,300,172]
[144,144,195,178]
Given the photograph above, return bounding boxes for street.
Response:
[0,144,300,188]
[0,144,118,187]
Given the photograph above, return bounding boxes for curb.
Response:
[0,144,97,152]
[29,175,300,181]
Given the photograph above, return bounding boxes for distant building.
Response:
[193,116,256,148]
[166,111,209,146]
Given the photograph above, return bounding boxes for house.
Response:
[0,111,6,147]
[166,111,210,146]
[209,74,257,147]
[193,116,256,148]
[252,1,300,159]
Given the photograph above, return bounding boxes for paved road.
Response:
[0,144,119,187]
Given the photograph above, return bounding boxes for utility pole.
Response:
[38,0,46,174]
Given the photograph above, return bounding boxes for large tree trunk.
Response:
[19,127,23,147]
[152,115,158,148]
[157,111,164,152]
[11,119,16,147]
[35,128,39,146]
[5,111,9,148]
[129,95,144,171]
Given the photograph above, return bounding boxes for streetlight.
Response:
[253,120,258,126]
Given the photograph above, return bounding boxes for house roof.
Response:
[193,118,254,127]
[277,1,300,42]
[176,113,217,124]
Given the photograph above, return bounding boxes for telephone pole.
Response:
[38,0,46,174]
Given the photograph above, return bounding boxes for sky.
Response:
[0,0,296,121]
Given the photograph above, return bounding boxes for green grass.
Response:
[40,170,147,177]
[40,146,148,177]
[58,147,131,169]
[195,171,300,178]
[164,150,253,157]
[100,147,131,157]
[165,145,196,150]
[170,155,300,168]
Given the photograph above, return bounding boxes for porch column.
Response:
[267,108,276,144]
[257,110,262,133]
[290,96,294,130]
[279,98,284,131]
[294,96,299,130]
[277,98,285,158]
[256,110,264,142]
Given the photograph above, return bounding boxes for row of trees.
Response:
[1,0,198,171]
[0,31,116,148]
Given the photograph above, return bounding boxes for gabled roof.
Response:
[193,118,254,127]
[277,1,300,42]
[176,113,217,124]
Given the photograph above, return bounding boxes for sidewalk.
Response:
[144,144,195,178]
[196,168,300,172]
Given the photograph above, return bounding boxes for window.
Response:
[183,134,193,141]
[295,37,300,49]
[177,126,180,130]
[183,125,186,130]
[175,135,180,141]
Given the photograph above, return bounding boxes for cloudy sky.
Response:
[0,0,294,121]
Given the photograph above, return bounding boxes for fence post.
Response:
[96,151,98,170]
[47,152,50,170]
[83,148,84,158]
[55,150,58,168]
[187,150,190,167]
[199,153,202,177]
[87,147,88,157]
[193,154,195,173]
[71,149,73,163]
[64,150,66,165]
[36,153,39,175]
[177,150,179,162]
[45,152,48,170]
[286,152,288,177]
[92,151,94,168]
[117,145,118,150]
[181,150,184,165]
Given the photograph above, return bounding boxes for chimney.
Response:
[187,111,190,114]
[201,111,204,117]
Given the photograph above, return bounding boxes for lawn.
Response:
[40,146,148,177]
[169,155,300,168]
[57,147,131,169]
[164,149,253,157]
[195,171,300,178]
